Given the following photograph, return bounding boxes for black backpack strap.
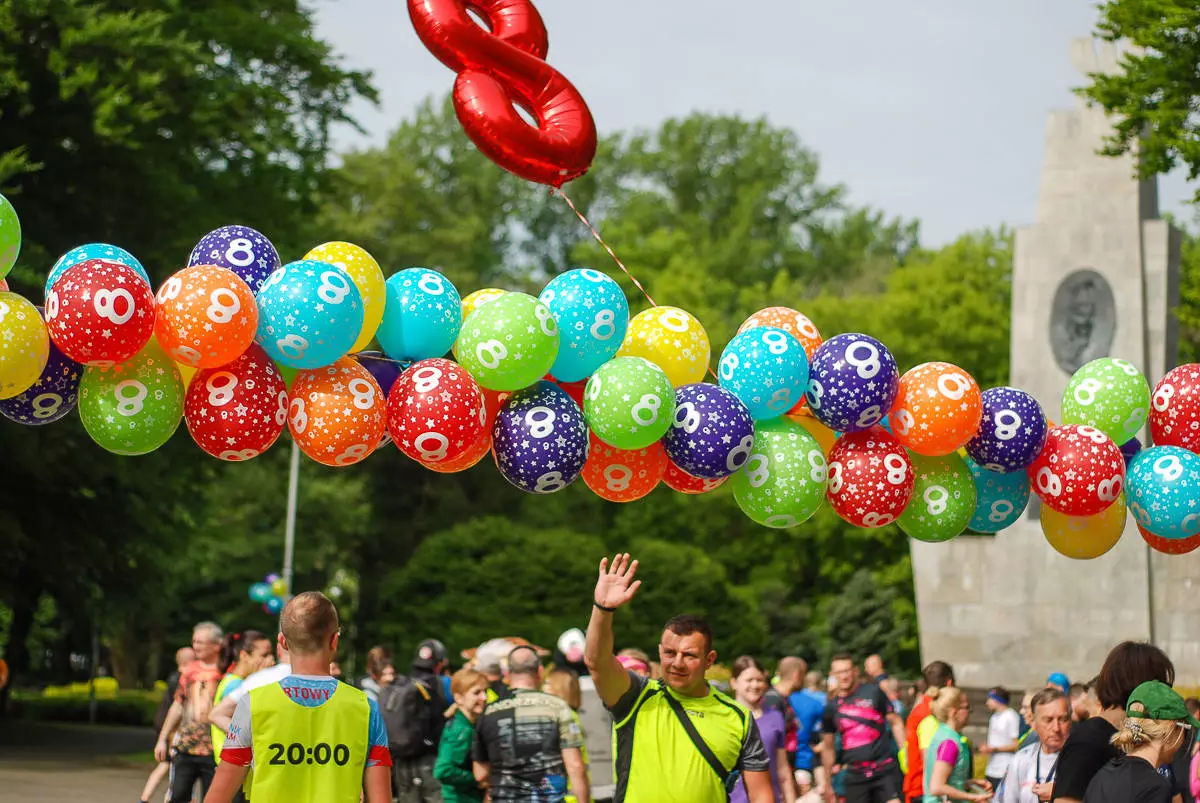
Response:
[658,682,731,787]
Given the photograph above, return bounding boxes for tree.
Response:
[1078,1,1200,197]
[816,568,915,670]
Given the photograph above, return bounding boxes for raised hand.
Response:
[594,553,641,611]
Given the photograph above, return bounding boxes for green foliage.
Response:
[1078,1,1200,196]
[10,688,159,726]
[1176,227,1200,363]
[816,569,916,667]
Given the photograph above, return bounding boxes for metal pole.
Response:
[283,440,300,598]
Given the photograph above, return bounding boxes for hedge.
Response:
[11,689,161,727]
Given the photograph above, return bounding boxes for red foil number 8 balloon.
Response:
[409,0,597,187]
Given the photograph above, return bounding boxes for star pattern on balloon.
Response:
[719,327,808,421]
[1150,364,1200,456]
[304,242,386,353]
[1126,446,1200,539]
[1027,425,1125,517]
[967,387,1047,472]
[0,316,81,424]
[78,340,184,456]
[155,264,258,369]
[1061,357,1150,446]
[826,427,914,528]
[540,268,629,383]
[584,356,674,449]
[46,259,156,366]
[46,243,148,292]
[378,268,463,363]
[455,291,558,391]
[387,357,486,466]
[663,383,755,480]
[0,293,50,400]
[256,260,364,370]
[617,306,710,387]
[288,357,386,467]
[897,453,977,542]
[806,333,899,433]
[890,361,982,456]
[492,380,588,494]
[732,418,827,528]
[581,433,666,502]
[662,458,728,494]
[189,225,281,294]
[966,457,1030,533]
[185,344,287,461]
[738,306,823,360]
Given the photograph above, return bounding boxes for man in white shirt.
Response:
[208,642,290,734]
[980,687,1022,789]
[995,688,1071,803]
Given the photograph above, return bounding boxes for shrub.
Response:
[12,689,160,726]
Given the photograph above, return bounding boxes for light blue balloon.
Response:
[718,327,809,420]
[1127,446,1200,539]
[376,268,461,361]
[46,243,149,292]
[967,458,1030,533]
[539,268,629,382]
[255,259,364,369]
[248,582,272,603]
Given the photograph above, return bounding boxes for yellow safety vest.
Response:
[248,681,371,803]
[211,673,243,763]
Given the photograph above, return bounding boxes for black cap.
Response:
[413,639,447,670]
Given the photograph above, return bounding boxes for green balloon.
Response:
[1061,357,1150,445]
[0,193,21,278]
[898,452,976,542]
[584,357,674,449]
[274,361,299,389]
[732,418,827,528]
[455,292,559,391]
[79,339,184,456]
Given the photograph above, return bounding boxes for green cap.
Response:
[1126,681,1200,728]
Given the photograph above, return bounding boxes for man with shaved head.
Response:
[765,657,805,743]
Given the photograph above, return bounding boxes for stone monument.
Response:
[909,38,1188,688]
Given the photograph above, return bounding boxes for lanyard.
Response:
[1035,750,1057,784]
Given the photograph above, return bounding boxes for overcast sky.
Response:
[312,0,1193,245]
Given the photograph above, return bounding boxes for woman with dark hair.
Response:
[730,655,795,803]
[1051,641,1175,803]
[359,645,393,705]
[211,630,273,764]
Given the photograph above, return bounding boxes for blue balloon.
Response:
[967,458,1030,533]
[248,582,272,603]
[539,268,629,383]
[966,387,1047,472]
[0,308,82,425]
[663,384,756,480]
[805,333,899,432]
[1127,446,1200,539]
[718,327,809,420]
[255,260,364,369]
[188,225,281,295]
[46,243,148,293]
[264,596,284,614]
[377,268,461,361]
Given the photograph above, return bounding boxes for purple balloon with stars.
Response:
[663,384,756,480]
[492,380,588,494]
[355,351,408,397]
[966,387,1048,472]
[805,333,899,433]
[0,309,82,425]
[188,225,281,294]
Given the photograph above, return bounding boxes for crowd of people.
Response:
[138,553,1200,803]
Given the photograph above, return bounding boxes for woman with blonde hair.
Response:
[924,686,992,802]
[543,667,589,803]
[1083,681,1199,803]
[434,667,490,802]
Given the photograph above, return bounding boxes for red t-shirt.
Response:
[173,660,222,756]
[903,694,932,799]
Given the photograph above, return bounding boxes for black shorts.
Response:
[844,767,903,803]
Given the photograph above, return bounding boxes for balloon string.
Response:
[554,187,719,382]
[553,188,659,308]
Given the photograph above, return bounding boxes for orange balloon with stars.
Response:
[582,433,668,502]
[738,306,823,359]
[154,264,258,369]
[288,357,386,467]
[888,362,983,456]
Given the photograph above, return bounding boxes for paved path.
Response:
[0,722,156,802]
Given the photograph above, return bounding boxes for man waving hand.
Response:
[584,553,773,803]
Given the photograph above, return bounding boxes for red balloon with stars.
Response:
[426,386,506,475]
[1150,364,1200,456]
[826,427,915,528]
[387,358,487,467]
[1138,523,1200,555]
[184,344,288,461]
[582,433,668,502]
[1026,424,1125,517]
[45,259,155,366]
[662,459,727,495]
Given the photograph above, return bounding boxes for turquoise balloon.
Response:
[540,268,629,383]
[255,260,363,369]
[967,458,1030,533]
[0,193,19,278]
[249,582,272,603]
[377,268,462,361]
[718,327,808,420]
[46,243,148,292]
[1127,446,1200,539]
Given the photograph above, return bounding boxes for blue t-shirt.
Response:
[790,689,827,770]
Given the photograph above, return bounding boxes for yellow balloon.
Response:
[304,242,385,353]
[0,292,49,399]
[462,287,506,320]
[1041,495,1126,559]
[270,578,288,596]
[788,408,838,455]
[617,306,711,387]
[177,362,197,389]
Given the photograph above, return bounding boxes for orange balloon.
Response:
[582,434,667,502]
[663,458,727,495]
[480,388,512,431]
[889,362,982,456]
[154,264,258,369]
[288,358,386,467]
[738,306,823,359]
[1138,523,1200,555]
[787,406,838,455]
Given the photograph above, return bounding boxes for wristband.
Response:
[593,601,617,613]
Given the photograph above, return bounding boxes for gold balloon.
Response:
[1041,495,1126,559]
[617,306,711,387]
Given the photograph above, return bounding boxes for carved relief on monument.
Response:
[1049,269,1116,374]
